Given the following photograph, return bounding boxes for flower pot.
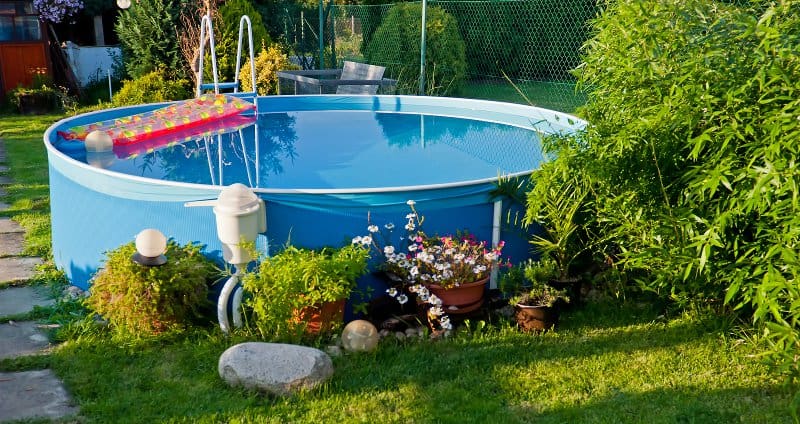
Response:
[514,304,559,331]
[292,299,346,334]
[427,277,489,315]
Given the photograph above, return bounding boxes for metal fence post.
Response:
[318,0,324,69]
[419,0,427,95]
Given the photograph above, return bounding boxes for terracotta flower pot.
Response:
[292,299,346,334]
[514,304,559,331]
[427,277,489,314]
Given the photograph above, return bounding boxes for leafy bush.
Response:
[239,43,299,95]
[215,0,272,83]
[87,241,217,337]
[242,244,369,340]
[113,69,191,106]
[115,0,185,79]
[365,3,466,95]
[533,0,800,376]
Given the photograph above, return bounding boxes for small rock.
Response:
[62,286,87,300]
[404,327,418,337]
[417,327,427,337]
[219,342,333,396]
[394,331,406,341]
[325,346,342,357]
[497,305,514,318]
[379,329,390,338]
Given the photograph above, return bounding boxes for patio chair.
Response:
[277,61,397,95]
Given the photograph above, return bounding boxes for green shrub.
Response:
[242,244,369,341]
[239,43,299,95]
[532,0,800,376]
[113,69,191,106]
[87,241,217,337]
[115,0,185,79]
[365,3,466,95]
[215,0,272,83]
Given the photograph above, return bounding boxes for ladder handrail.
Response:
[234,15,257,94]
[197,13,221,96]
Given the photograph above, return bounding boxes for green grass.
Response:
[0,113,63,259]
[0,300,792,423]
[460,80,587,113]
[0,113,795,423]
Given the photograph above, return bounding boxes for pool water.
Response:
[69,110,544,189]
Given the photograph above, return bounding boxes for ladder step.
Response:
[200,82,240,90]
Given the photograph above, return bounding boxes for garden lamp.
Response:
[132,228,167,266]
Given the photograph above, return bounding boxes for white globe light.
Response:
[135,229,167,258]
[117,0,131,9]
[84,130,113,153]
[341,320,379,352]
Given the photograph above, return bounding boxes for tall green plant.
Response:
[365,3,466,95]
[540,0,800,377]
[216,0,272,83]
[115,0,186,80]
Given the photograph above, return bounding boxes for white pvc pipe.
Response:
[490,199,502,289]
[217,273,239,334]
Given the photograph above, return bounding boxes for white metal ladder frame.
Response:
[196,14,257,97]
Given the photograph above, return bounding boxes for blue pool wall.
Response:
[45,95,586,294]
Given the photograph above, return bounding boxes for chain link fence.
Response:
[275,0,756,113]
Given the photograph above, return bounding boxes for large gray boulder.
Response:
[218,342,334,396]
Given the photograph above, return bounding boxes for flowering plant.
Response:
[353,200,507,333]
[33,0,84,23]
[360,200,506,290]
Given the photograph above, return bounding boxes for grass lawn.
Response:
[0,113,795,423]
[459,80,587,113]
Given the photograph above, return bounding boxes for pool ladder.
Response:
[196,13,257,98]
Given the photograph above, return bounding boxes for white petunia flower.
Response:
[405,222,415,231]
[386,288,398,297]
[384,223,395,230]
[368,225,379,233]
[397,294,408,305]
[351,236,363,244]
[405,213,416,219]
[361,235,372,245]
[384,245,395,255]
[406,200,416,206]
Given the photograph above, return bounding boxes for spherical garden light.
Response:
[341,320,380,352]
[116,0,131,9]
[132,228,167,266]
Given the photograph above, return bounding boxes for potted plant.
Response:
[361,200,506,333]
[242,243,370,339]
[525,177,589,299]
[509,258,569,331]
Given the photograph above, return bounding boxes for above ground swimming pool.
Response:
[45,95,585,290]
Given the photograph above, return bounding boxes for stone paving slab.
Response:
[0,165,6,173]
[0,370,79,422]
[0,286,53,317]
[0,186,7,197]
[0,321,51,359]
[0,201,9,212]
[0,218,23,233]
[0,175,10,185]
[0,257,43,284]
[0,231,25,256]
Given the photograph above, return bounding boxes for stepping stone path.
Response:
[0,138,79,422]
